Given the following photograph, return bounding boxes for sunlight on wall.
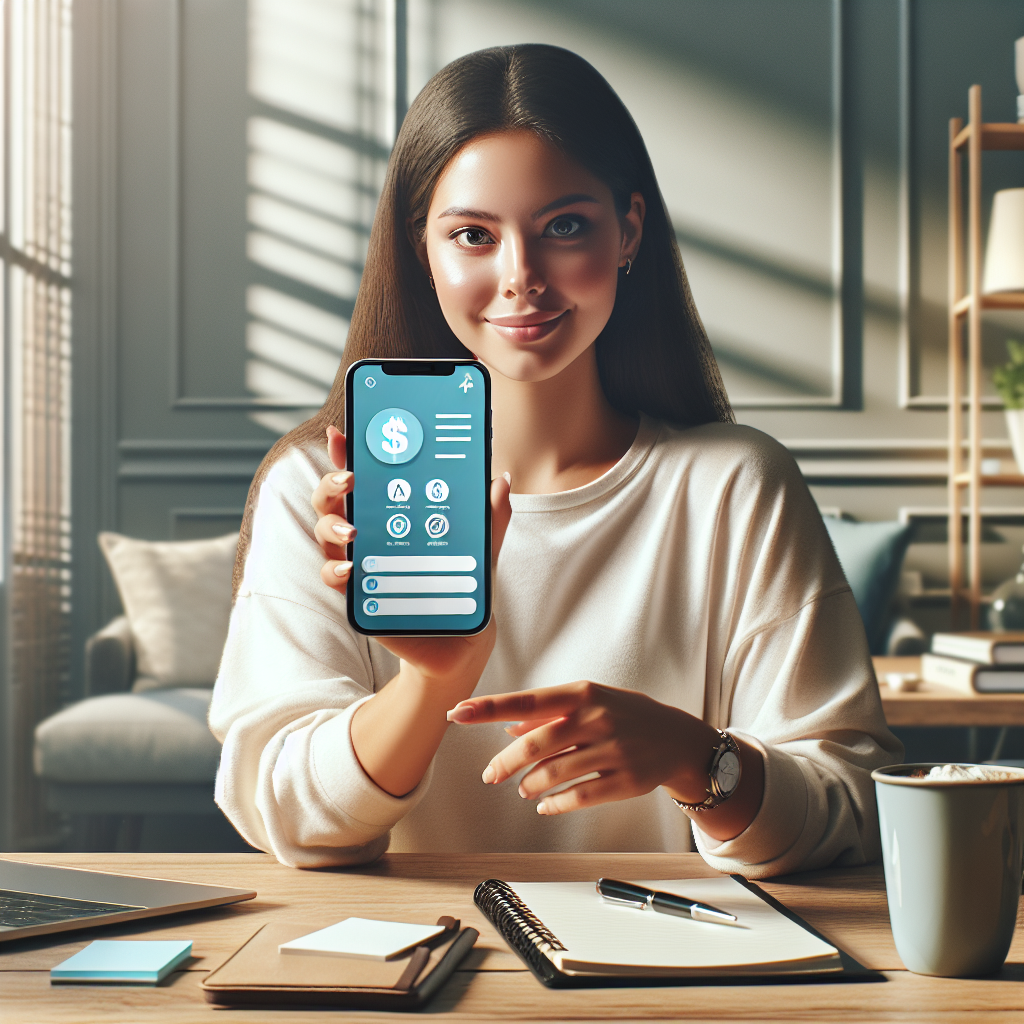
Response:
[244,0,390,434]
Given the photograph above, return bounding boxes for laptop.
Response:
[0,859,256,943]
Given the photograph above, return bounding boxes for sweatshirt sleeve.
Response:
[692,585,902,878]
[208,448,429,868]
[688,428,903,878]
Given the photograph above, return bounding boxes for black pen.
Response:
[596,878,738,926]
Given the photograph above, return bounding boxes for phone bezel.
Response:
[343,358,492,637]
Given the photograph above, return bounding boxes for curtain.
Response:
[1,0,73,850]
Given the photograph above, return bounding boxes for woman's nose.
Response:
[499,238,545,298]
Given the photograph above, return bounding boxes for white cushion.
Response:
[98,531,237,688]
[33,689,220,784]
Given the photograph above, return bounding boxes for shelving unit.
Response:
[948,85,1024,629]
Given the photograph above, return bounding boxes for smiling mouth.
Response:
[485,310,569,342]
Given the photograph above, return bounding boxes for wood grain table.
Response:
[1,852,1022,1022]
[874,656,1024,728]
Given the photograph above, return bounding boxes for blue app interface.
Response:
[350,363,488,633]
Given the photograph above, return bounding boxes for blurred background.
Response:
[1,0,1023,853]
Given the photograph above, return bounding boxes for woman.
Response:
[210,44,901,875]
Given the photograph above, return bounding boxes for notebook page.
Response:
[508,878,837,972]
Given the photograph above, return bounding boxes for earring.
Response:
[625,258,632,276]
[428,273,435,291]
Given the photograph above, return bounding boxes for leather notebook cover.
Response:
[202,915,478,1009]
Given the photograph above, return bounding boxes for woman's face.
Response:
[422,131,643,383]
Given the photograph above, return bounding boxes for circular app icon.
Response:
[364,599,379,614]
[424,513,449,538]
[364,377,376,388]
[364,577,379,591]
[387,478,411,502]
[425,478,449,502]
[366,408,423,465]
[387,513,411,538]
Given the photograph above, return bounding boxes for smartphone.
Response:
[344,359,491,636]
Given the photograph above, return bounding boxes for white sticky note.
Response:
[278,918,444,961]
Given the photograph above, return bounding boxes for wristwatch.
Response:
[672,729,742,812]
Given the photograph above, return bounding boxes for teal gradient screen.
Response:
[347,361,490,634]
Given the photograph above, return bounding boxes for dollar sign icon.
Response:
[380,416,409,456]
[366,407,422,465]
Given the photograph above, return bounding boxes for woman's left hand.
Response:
[446,681,720,815]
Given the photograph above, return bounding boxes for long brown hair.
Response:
[234,44,733,596]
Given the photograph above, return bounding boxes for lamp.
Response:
[983,188,1024,294]
[1018,35,1024,122]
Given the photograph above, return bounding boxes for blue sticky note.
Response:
[51,940,193,984]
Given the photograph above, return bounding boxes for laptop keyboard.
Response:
[0,889,140,928]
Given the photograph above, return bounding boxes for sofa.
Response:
[33,532,237,850]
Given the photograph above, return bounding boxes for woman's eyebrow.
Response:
[532,193,600,217]
[435,206,498,220]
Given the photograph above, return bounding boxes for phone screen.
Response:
[345,360,491,635]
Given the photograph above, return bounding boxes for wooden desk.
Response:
[874,655,1024,727]
[1,852,1022,1022]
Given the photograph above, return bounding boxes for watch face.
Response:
[716,750,741,795]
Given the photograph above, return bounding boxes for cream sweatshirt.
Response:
[209,418,902,877]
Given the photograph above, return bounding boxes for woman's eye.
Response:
[545,216,584,238]
[453,228,493,247]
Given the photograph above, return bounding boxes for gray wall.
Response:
[70,0,1024,695]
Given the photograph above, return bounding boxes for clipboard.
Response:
[201,915,478,1009]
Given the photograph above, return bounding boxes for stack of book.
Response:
[922,633,1024,693]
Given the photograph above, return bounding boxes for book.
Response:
[202,916,476,1010]
[474,876,844,987]
[50,940,192,984]
[921,653,1024,693]
[930,631,1024,665]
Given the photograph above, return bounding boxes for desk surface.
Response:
[1,852,1022,1022]
[874,655,1024,727]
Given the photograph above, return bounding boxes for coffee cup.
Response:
[872,762,1024,977]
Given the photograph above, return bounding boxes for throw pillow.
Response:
[822,517,913,655]
[98,531,238,687]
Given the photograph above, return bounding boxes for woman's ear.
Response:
[620,191,645,266]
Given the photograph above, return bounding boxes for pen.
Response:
[596,878,738,926]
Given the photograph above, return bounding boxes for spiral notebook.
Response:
[474,876,845,987]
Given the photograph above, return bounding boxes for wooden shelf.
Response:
[952,121,1024,151]
[953,472,1024,486]
[946,87,1024,629]
[952,292,1024,317]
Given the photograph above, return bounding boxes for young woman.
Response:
[210,45,901,876]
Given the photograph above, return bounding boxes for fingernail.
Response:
[446,705,475,723]
[332,473,349,484]
[537,801,549,815]
[332,524,355,540]
[502,472,511,485]
[333,561,352,577]
[481,765,497,785]
[504,726,516,736]
[518,784,528,798]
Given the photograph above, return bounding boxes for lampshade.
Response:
[983,188,1024,294]
[1017,37,1024,121]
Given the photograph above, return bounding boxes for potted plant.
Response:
[993,339,1024,471]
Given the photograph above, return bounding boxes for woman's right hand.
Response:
[312,424,513,693]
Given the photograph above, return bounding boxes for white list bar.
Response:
[362,597,478,616]
[363,575,477,594]
[361,555,477,572]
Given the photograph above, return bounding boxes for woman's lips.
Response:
[485,310,568,343]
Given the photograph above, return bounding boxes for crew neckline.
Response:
[508,415,662,513]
